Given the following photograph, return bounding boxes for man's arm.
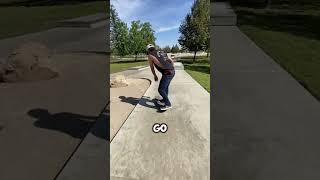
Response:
[167,56,174,64]
[148,55,158,81]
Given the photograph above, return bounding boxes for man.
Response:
[146,44,175,111]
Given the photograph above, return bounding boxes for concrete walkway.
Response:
[0,14,108,180]
[110,66,210,179]
[212,2,320,180]
[0,21,108,62]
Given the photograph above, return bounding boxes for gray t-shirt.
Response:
[150,50,174,72]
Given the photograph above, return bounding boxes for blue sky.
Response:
[111,0,194,48]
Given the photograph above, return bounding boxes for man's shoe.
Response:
[156,99,165,106]
[160,105,172,111]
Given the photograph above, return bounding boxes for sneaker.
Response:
[156,99,165,106]
[160,105,172,111]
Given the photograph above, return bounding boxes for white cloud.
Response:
[157,25,180,33]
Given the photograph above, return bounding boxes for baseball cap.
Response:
[146,44,155,51]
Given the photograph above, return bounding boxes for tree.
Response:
[114,21,130,56]
[178,0,210,62]
[163,45,171,53]
[110,5,130,56]
[110,5,118,53]
[171,44,180,53]
[128,21,156,61]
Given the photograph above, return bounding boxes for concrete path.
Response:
[0,14,108,180]
[110,66,210,179]
[0,23,108,62]
[0,53,107,180]
[212,2,320,180]
[56,106,109,180]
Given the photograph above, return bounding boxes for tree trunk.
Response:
[135,53,138,61]
[207,51,209,57]
[193,51,197,63]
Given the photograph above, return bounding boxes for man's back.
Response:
[150,50,174,70]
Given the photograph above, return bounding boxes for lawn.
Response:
[235,5,320,99]
[110,55,211,92]
[0,1,107,39]
[179,56,211,92]
[110,60,148,74]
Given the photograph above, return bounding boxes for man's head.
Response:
[146,44,156,54]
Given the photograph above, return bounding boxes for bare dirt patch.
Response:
[110,77,150,141]
[0,42,58,83]
[110,75,128,88]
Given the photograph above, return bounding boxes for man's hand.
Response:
[154,75,158,81]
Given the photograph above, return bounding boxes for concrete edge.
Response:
[55,104,109,180]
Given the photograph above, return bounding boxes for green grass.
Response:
[110,60,148,74]
[110,55,211,92]
[0,1,107,39]
[236,6,320,99]
[180,57,211,92]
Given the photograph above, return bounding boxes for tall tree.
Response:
[163,45,171,53]
[110,5,130,56]
[171,44,180,53]
[128,21,156,61]
[110,5,118,53]
[179,0,210,62]
[115,21,130,56]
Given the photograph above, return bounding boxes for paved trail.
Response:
[110,66,210,180]
[212,2,320,180]
[0,26,107,62]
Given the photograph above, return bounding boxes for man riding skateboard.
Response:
[146,44,175,111]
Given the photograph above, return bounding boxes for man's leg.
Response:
[165,73,174,106]
[158,73,174,106]
[158,75,171,106]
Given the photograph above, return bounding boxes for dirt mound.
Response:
[0,42,58,83]
[110,75,128,88]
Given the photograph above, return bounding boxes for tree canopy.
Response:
[110,6,156,59]
[178,0,210,62]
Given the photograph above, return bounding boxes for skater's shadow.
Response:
[28,108,99,139]
[119,96,161,111]
[90,108,109,141]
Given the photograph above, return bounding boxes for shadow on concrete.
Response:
[119,96,162,111]
[91,108,109,141]
[28,108,98,139]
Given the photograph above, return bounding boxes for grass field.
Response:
[0,1,107,39]
[180,56,210,92]
[110,55,211,92]
[110,60,148,74]
[236,5,320,99]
